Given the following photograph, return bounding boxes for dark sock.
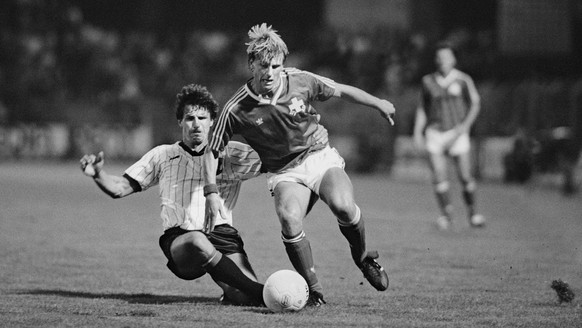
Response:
[462,189,475,216]
[283,232,323,293]
[204,252,263,303]
[462,182,476,216]
[339,218,366,265]
[435,190,452,217]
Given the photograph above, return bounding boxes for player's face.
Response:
[435,48,456,75]
[250,54,284,96]
[180,105,213,149]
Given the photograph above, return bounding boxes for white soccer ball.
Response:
[263,270,309,313]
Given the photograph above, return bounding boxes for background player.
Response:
[203,23,395,306]
[80,84,267,305]
[413,43,485,230]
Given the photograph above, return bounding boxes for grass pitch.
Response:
[1,162,580,327]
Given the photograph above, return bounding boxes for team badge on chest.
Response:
[447,82,462,96]
[289,97,306,116]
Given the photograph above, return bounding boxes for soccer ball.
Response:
[263,270,309,312]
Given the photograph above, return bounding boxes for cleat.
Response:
[306,290,326,307]
[219,294,234,305]
[358,251,389,291]
[219,293,264,307]
[469,214,485,228]
[436,216,451,230]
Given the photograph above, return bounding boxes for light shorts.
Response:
[425,127,470,156]
[266,145,345,195]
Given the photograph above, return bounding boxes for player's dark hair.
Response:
[434,41,456,56]
[174,84,219,121]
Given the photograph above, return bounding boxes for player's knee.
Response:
[434,181,450,193]
[330,202,355,223]
[280,219,303,237]
[463,180,476,192]
[276,204,304,225]
[172,232,213,262]
[324,192,354,219]
[277,208,304,236]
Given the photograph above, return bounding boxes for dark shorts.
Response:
[159,224,247,280]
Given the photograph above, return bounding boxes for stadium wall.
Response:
[0,124,152,161]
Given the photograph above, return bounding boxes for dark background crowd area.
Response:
[1,0,581,173]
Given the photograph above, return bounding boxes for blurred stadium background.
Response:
[1,0,581,181]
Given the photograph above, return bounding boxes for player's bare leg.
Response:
[559,144,580,195]
[319,167,389,291]
[454,153,485,227]
[273,182,325,305]
[428,153,454,229]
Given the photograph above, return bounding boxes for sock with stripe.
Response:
[338,205,367,265]
[434,181,453,218]
[204,251,264,304]
[282,231,323,294]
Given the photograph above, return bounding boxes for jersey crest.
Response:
[447,82,462,96]
[289,97,307,116]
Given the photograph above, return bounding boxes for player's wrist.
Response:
[91,167,102,179]
[203,184,219,196]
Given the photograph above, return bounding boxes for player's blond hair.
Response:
[245,23,288,64]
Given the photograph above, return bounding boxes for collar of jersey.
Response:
[245,73,285,105]
[434,68,460,88]
[179,141,205,156]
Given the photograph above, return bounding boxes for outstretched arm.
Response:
[333,83,395,125]
[80,151,135,199]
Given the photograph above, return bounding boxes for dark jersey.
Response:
[420,68,479,131]
[209,68,336,172]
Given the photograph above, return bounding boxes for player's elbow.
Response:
[110,193,124,199]
[472,96,481,107]
[104,191,123,199]
[103,188,126,199]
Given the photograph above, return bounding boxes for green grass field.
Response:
[1,162,581,327]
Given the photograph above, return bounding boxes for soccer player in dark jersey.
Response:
[413,43,485,230]
[561,80,582,195]
[80,83,329,306]
[203,23,395,306]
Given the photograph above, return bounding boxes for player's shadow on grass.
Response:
[19,289,216,304]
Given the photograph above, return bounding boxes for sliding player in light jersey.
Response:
[80,83,329,306]
[413,43,485,230]
[203,23,395,306]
